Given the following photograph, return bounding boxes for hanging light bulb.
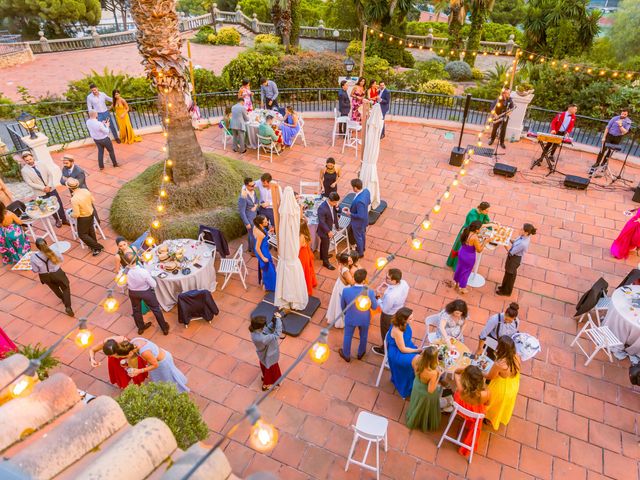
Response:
[421,219,431,231]
[379,33,383,38]
[418,45,423,50]
[247,406,278,452]
[443,189,451,199]
[163,132,168,138]
[168,103,173,108]
[145,236,155,246]
[167,159,173,167]
[142,250,154,262]
[162,146,167,152]
[574,66,580,72]
[157,204,165,213]
[612,72,619,77]
[599,70,606,76]
[482,51,488,56]
[369,28,374,34]
[452,178,460,187]
[410,236,423,250]
[539,58,545,63]
[309,329,330,364]
[164,88,169,93]
[165,118,170,124]
[104,292,119,313]
[115,272,127,287]
[398,40,402,45]
[163,174,170,182]
[152,219,161,229]
[432,201,441,213]
[375,257,388,269]
[74,318,93,348]
[160,189,167,198]
[472,52,477,56]
[355,293,372,311]
[528,54,534,60]
[477,141,482,147]
[460,51,465,57]
[460,168,467,176]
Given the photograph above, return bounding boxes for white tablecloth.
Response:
[603,285,640,355]
[145,239,217,311]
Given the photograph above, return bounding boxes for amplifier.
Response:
[493,163,517,178]
[564,175,590,190]
[449,147,466,166]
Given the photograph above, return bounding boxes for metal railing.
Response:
[0,42,28,56]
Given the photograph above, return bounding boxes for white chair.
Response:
[196,232,218,265]
[67,210,106,249]
[267,232,278,250]
[332,108,349,147]
[217,244,248,290]
[437,400,485,464]
[290,116,307,147]
[342,120,362,156]
[571,319,623,366]
[420,313,442,348]
[220,124,233,151]
[257,134,280,163]
[299,181,320,196]
[330,215,351,256]
[594,295,612,325]
[345,411,388,480]
[375,337,390,387]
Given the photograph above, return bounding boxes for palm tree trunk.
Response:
[465,7,489,67]
[448,7,464,54]
[130,0,206,185]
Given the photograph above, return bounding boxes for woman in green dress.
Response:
[446,201,493,270]
[406,346,442,432]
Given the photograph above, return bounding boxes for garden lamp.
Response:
[17,111,38,139]
[333,29,339,53]
[344,57,355,75]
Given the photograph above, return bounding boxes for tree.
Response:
[101,0,130,31]
[465,0,495,67]
[238,0,270,22]
[130,0,206,185]
[523,0,600,58]
[490,0,525,26]
[609,0,640,61]
[432,0,467,55]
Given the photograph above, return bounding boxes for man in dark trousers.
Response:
[343,179,370,258]
[337,80,351,134]
[68,179,103,256]
[496,223,537,296]
[378,81,390,138]
[317,191,341,270]
[534,104,577,165]
[126,260,170,335]
[488,88,515,149]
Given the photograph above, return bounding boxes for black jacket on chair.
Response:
[177,290,220,326]
[198,224,230,258]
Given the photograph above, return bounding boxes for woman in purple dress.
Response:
[453,221,486,294]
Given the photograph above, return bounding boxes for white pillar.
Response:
[21,133,62,186]
[506,91,535,142]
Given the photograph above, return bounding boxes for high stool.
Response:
[342,120,362,157]
[345,411,388,480]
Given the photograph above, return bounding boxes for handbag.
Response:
[630,364,640,386]
[450,249,459,258]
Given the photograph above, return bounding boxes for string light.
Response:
[247,406,278,452]
[152,219,161,229]
[460,168,467,176]
[421,219,431,230]
[410,235,423,250]
[74,318,93,348]
[143,250,154,262]
[115,272,127,287]
[9,373,37,398]
[443,189,451,199]
[145,236,156,246]
[355,292,372,311]
[159,189,167,198]
[163,174,170,182]
[375,257,388,269]
[432,201,442,213]
[309,329,330,364]
[103,291,119,313]
[157,204,165,213]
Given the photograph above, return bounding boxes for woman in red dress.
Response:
[367,79,379,103]
[299,221,318,296]
[89,335,148,389]
[453,365,490,457]
[611,209,640,259]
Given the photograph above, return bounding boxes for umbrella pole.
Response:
[272,184,281,242]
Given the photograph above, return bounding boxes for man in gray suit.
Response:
[237,177,259,254]
[60,154,88,190]
[230,97,249,154]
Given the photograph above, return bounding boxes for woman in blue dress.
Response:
[281,105,301,147]
[253,214,276,291]
[386,307,424,398]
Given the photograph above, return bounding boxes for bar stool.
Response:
[345,411,388,480]
[342,120,362,157]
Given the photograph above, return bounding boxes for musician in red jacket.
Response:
[536,104,577,163]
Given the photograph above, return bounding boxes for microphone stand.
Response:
[610,129,637,186]
[490,108,514,162]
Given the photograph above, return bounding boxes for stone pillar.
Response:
[21,133,62,186]
[252,13,258,32]
[426,28,433,48]
[91,27,101,47]
[318,19,325,38]
[506,34,515,55]
[235,5,243,22]
[38,31,51,53]
[506,91,535,142]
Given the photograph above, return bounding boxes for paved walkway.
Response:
[1,120,639,479]
[1,41,244,101]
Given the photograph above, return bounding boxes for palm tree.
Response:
[465,0,495,67]
[130,0,206,185]
[433,0,467,56]
[270,0,301,50]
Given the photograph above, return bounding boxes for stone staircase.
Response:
[0,354,240,480]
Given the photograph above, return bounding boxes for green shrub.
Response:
[192,68,229,94]
[222,51,279,90]
[366,36,415,68]
[238,0,270,22]
[406,21,523,44]
[391,60,449,90]
[273,51,345,89]
[346,40,362,59]
[254,42,285,56]
[215,27,241,46]
[0,93,17,119]
[254,33,280,45]
[445,61,473,81]
[471,68,484,81]
[65,69,154,102]
[362,56,394,83]
[116,382,208,450]
[406,21,449,37]
[194,25,215,43]
[6,344,59,380]
[0,153,21,179]
[417,79,455,96]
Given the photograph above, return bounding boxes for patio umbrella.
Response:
[360,103,383,210]
[274,186,309,311]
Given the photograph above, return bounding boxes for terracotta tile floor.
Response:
[2,119,640,479]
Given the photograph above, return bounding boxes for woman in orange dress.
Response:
[367,79,379,103]
[299,221,317,296]
[453,365,490,457]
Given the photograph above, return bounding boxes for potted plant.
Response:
[515,82,534,96]
[6,343,60,380]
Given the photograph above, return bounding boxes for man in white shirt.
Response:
[86,83,120,142]
[255,172,275,226]
[86,110,118,170]
[372,268,410,355]
[126,261,170,335]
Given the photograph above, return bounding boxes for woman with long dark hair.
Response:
[453,220,486,294]
[484,335,521,430]
[249,313,283,391]
[436,299,468,345]
[386,307,423,398]
[299,221,317,296]
[350,77,367,123]
[453,365,490,457]
[281,105,301,146]
[30,238,73,316]
[238,78,254,112]
[253,214,276,291]
[88,335,148,389]
[406,346,442,431]
[325,252,355,328]
[112,89,141,144]
[447,201,493,270]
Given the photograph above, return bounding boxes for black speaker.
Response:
[633,183,640,203]
[493,163,517,178]
[449,147,466,166]
[564,175,590,190]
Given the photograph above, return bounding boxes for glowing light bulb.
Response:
[483,51,488,56]
[574,66,580,72]
[145,236,155,246]
[162,146,167,152]
[157,204,165,213]
[398,40,402,45]
[419,45,423,50]
[562,64,568,69]
[463,157,470,165]
[152,219,161,229]
[408,43,413,48]
[309,341,330,364]
[355,295,372,311]
[468,149,475,155]
[369,29,374,34]
[167,159,173,167]
[599,70,606,76]
[75,329,94,348]
[168,103,172,108]
[450,50,454,55]
[379,33,383,38]
[539,58,545,63]
[627,73,633,79]
[163,175,170,182]
[443,190,451,199]
[460,52,465,57]
[433,203,441,213]
[613,72,619,77]
[115,272,127,287]
[143,251,154,262]
[452,178,459,186]
[375,257,388,269]
[439,49,444,54]
[410,237,423,250]
[160,189,167,198]
[477,141,482,147]
[104,296,119,313]
[528,54,534,60]
[164,88,169,93]
[165,118,170,124]
[460,168,467,176]
[250,419,278,452]
[163,132,168,137]
[421,219,431,230]
[472,52,477,56]
[10,375,35,398]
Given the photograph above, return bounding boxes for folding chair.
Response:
[257,134,280,163]
[330,215,351,256]
[574,277,609,326]
[420,313,442,348]
[220,124,233,150]
[299,181,320,196]
[332,108,349,147]
[571,319,623,366]
[218,244,248,290]
[437,400,485,464]
[290,116,307,147]
[374,337,390,387]
[345,411,388,480]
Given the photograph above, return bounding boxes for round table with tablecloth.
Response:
[144,239,217,311]
[245,110,283,149]
[603,284,640,356]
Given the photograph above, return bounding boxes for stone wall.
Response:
[0,47,34,69]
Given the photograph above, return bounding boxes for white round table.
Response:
[145,239,217,311]
[24,200,60,244]
[603,285,640,356]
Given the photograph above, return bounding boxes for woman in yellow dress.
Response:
[484,335,520,430]
[112,89,142,144]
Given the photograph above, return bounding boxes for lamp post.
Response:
[343,57,355,78]
[333,29,339,53]
[17,111,38,139]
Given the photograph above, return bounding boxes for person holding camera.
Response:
[249,312,283,391]
[86,110,118,170]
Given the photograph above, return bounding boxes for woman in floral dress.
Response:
[0,201,30,265]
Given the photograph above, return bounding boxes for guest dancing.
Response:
[249,313,283,391]
[589,107,632,175]
[281,106,301,147]
[611,208,640,259]
[406,346,442,432]
[386,307,422,399]
[253,215,276,291]
[319,158,341,197]
[31,238,74,317]
[453,365,490,457]
[350,77,367,123]
[484,336,521,430]
[453,221,487,294]
[325,253,355,328]
[89,335,148,389]
[496,223,536,296]
[447,201,492,270]
[299,221,317,296]
[0,201,30,265]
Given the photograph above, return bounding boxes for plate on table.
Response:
[203,251,212,258]
[513,333,541,360]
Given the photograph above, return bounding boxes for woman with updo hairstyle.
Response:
[325,252,354,328]
[453,220,487,294]
[88,336,148,389]
[475,302,520,358]
[447,201,494,270]
[453,365,490,457]
[89,335,188,392]
[484,335,521,430]
[406,346,442,431]
[386,307,423,398]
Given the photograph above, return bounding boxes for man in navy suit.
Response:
[340,268,378,362]
[317,191,341,270]
[343,178,370,258]
[378,81,390,139]
[237,177,259,254]
[338,80,351,134]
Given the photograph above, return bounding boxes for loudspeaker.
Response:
[632,183,640,203]
[564,175,590,190]
[493,163,517,178]
[449,147,466,166]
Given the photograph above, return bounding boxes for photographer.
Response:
[86,110,118,170]
[249,312,283,391]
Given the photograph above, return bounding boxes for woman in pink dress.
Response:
[611,209,640,259]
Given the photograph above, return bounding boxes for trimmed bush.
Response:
[215,27,241,46]
[471,68,485,81]
[254,33,280,45]
[391,60,449,90]
[445,61,473,81]
[254,42,285,56]
[417,79,455,96]
[273,51,345,89]
[222,51,279,90]
[193,25,215,43]
[362,56,394,84]
[116,382,208,450]
[192,68,228,94]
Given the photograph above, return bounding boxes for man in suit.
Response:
[238,177,259,254]
[230,97,249,154]
[340,268,378,362]
[60,154,87,190]
[317,191,341,270]
[337,80,351,134]
[343,178,370,258]
[378,81,390,139]
[20,151,69,228]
